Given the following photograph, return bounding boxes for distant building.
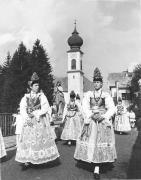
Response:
[108,70,133,107]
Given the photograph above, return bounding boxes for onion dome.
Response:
[68,22,83,49]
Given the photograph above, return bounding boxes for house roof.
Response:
[54,76,109,92]
[108,71,132,88]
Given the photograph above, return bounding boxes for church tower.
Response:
[67,22,84,99]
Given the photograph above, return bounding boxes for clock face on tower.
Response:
[70,52,77,59]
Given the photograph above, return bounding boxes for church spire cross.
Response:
[74,19,76,28]
[72,19,78,34]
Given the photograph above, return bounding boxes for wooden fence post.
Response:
[0,113,15,137]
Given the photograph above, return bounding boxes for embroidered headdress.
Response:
[93,67,103,82]
[28,72,39,86]
[70,90,76,99]
[56,81,61,87]
[76,94,80,100]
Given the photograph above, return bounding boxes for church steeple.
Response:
[67,22,84,100]
[67,21,83,50]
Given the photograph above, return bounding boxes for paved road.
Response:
[1,129,139,180]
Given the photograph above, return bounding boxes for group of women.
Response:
[1,68,135,179]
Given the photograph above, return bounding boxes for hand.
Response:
[96,115,104,122]
[28,113,34,118]
[91,113,104,122]
[91,113,100,121]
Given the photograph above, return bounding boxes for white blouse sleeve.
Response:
[82,92,93,124]
[62,104,68,122]
[20,95,29,120]
[101,92,116,123]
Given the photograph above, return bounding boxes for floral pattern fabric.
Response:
[74,90,117,163]
[15,92,59,164]
[61,103,84,141]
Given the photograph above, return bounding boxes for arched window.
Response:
[80,60,82,70]
[71,59,76,70]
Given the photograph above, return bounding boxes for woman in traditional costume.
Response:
[15,72,60,169]
[0,128,7,158]
[61,91,83,146]
[74,68,117,179]
[114,98,131,134]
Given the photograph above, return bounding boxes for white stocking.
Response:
[94,166,99,174]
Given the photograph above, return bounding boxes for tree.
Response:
[0,40,54,113]
[130,64,141,95]
[30,39,54,105]
[0,52,11,111]
[1,43,31,113]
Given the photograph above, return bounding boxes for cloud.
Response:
[0,0,140,81]
[0,0,59,62]
[0,34,15,46]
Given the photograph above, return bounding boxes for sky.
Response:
[0,0,140,82]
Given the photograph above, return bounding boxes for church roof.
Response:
[54,76,109,92]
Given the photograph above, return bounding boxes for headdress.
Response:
[93,67,103,82]
[76,94,80,100]
[28,72,39,86]
[56,81,61,87]
[70,90,76,99]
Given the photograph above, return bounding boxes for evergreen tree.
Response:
[1,43,31,113]
[0,52,11,111]
[130,64,141,95]
[30,39,54,105]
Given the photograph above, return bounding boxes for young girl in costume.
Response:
[61,91,83,146]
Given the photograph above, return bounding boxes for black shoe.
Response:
[93,173,100,179]
[21,163,30,171]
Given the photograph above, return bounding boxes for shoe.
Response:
[21,163,30,171]
[93,173,100,179]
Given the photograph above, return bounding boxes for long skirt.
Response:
[15,116,59,164]
[74,120,117,163]
[0,128,6,158]
[61,112,83,141]
[114,114,131,132]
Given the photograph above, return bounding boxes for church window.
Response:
[71,59,76,70]
[80,60,82,70]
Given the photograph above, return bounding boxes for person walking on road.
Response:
[15,72,60,170]
[74,67,117,179]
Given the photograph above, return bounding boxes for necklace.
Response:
[93,90,102,106]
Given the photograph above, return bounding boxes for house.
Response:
[108,70,133,107]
